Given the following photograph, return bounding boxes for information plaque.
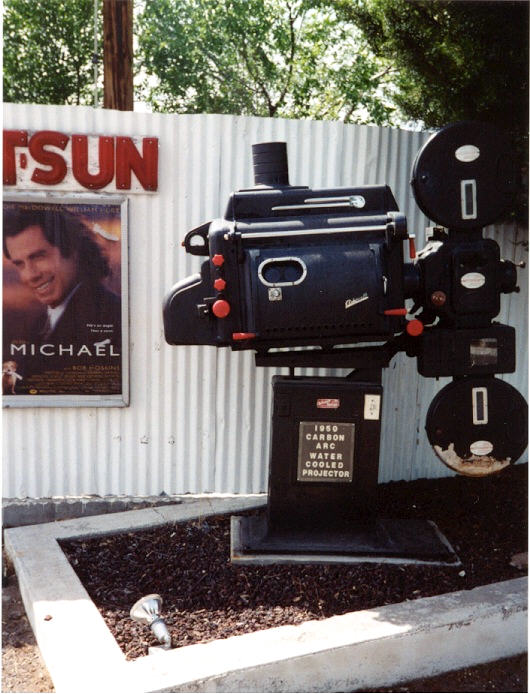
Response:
[297,420,355,483]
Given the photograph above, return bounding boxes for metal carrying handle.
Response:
[182,221,210,256]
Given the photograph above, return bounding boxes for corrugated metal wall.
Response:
[3,104,527,497]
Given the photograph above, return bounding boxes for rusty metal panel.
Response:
[2,104,526,497]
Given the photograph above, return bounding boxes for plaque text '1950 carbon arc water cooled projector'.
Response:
[163,121,527,565]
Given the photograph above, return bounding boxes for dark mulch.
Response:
[60,464,527,663]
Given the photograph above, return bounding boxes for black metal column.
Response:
[231,374,459,565]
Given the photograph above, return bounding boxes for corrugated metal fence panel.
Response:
[2,104,527,497]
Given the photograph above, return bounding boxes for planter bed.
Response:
[60,464,527,660]
[4,465,527,693]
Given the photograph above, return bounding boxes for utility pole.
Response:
[103,0,133,110]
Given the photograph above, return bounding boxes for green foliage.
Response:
[137,0,394,124]
[329,0,528,141]
[328,0,528,220]
[5,0,527,165]
[3,0,98,106]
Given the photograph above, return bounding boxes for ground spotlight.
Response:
[130,594,171,649]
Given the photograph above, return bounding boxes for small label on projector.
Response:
[364,394,381,420]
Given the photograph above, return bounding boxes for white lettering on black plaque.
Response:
[297,421,355,483]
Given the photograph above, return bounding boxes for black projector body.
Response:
[164,123,527,479]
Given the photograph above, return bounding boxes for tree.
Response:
[137,0,395,124]
[328,0,528,143]
[3,0,99,106]
[328,0,528,220]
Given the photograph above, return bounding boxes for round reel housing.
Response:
[426,376,527,476]
[411,121,516,230]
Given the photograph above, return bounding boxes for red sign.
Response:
[3,130,158,192]
[316,398,340,409]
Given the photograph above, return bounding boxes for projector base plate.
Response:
[230,512,460,566]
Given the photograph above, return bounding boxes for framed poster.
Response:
[3,195,129,407]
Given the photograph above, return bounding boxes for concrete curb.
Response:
[2,493,259,528]
[4,496,527,693]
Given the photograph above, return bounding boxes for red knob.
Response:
[214,278,226,291]
[212,299,231,318]
[406,319,424,336]
[212,254,225,267]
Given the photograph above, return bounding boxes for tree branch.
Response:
[202,47,260,97]
[274,0,298,112]
[238,41,275,115]
[370,64,396,82]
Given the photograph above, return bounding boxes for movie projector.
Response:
[164,122,527,565]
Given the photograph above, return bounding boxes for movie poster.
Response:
[3,197,128,406]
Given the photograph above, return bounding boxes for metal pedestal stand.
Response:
[231,372,459,566]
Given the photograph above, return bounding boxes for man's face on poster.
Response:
[5,225,78,308]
